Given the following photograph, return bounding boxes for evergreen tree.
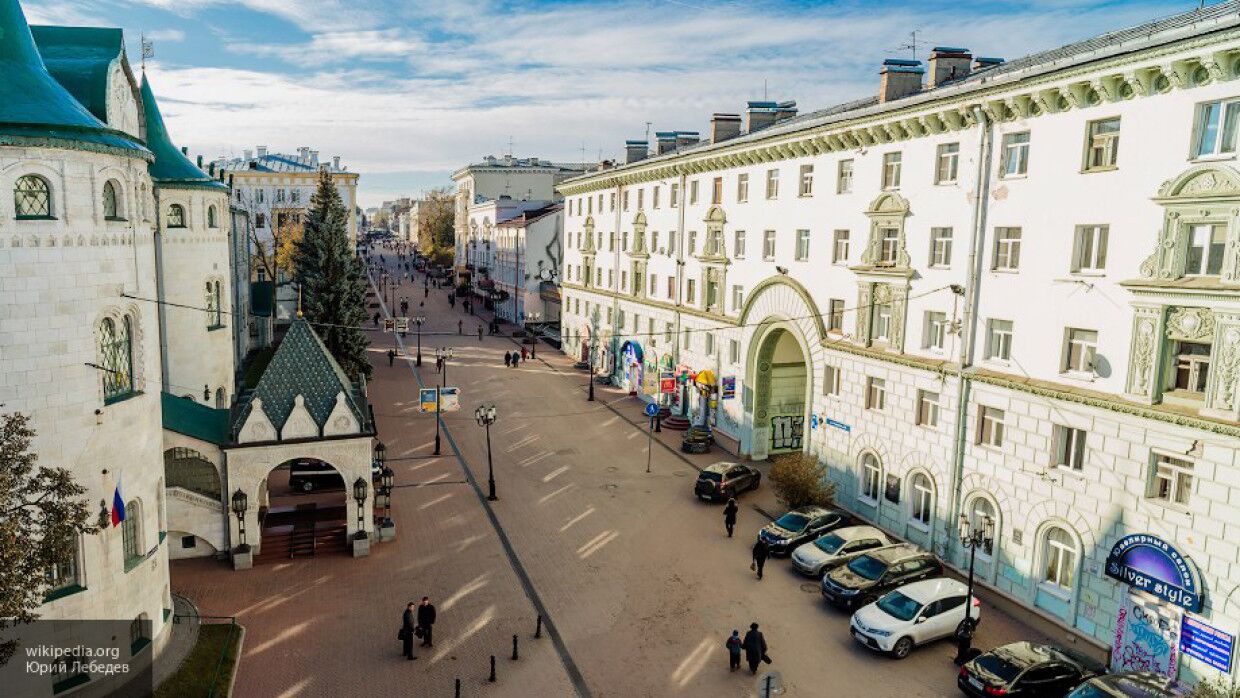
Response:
[294,171,372,379]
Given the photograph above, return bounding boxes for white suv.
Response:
[849,577,980,659]
[789,525,893,577]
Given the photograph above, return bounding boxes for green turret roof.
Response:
[29,25,124,124]
[140,74,227,190]
[0,0,147,157]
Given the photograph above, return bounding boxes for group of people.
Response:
[725,623,770,674]
[503,347,527,367]
[398,597,437,660]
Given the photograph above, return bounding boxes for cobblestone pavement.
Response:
[173,251,1054,698]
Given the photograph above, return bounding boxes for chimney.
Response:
[243,149,253,160]
[927,47,972,88]
[625,139,649,164]
[675,131,700,149]
[973,57,1004,72]
[196,154,203,168]
[208,162,215,176]
[655,131,677,155]
[181,146,188,155]
[256,145,268,158]
[774,100,798,123]
[309,150,319,165]
[333,155,341,170]
[710,113,742,143]
[879,59,923,103]
[746,101,778,133]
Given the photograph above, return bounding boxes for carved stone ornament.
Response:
[1215,327,1240,411]
[1165,307,1215,342]
[873,284,894,304]
[1131,317,1157,395]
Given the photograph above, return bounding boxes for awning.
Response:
[695,369,717,386]
[620,340,643,365]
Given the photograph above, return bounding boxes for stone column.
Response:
[855,282,874,347]
[890,284,909,354]
[1124,304,1166,404]
[1204,310,1240,420]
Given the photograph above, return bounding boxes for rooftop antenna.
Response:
[506,135,514,157]
[580,142,587,164]
[763,78,768,100]
[140,34,154,71]
[897,29,922,61]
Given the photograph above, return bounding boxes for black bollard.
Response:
[512,634,519,660]
[455,678,461,698]
[535,615,543,639]
[489,655,496,683]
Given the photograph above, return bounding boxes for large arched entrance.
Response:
[750,325,810,459]
[257,458,351,561]
[164,447,227,559]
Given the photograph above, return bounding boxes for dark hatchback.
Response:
[820,544,942,610]
[756,506,849,555]
[694,462,761,502]
[959,642,1107,698]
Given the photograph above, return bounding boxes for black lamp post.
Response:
[374,440,387,468]
[231,489,249,550]
[587,343,596,402]
[352,477,369,539]
[380,465,395,524]
[526,311,541,358]
[475,404,498,500]
[433,347,453,455]
[955,512,994,664]
[413,316,426,366]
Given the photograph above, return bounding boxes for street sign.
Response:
[1181,615,1235,673]
[825,418,851,432]
[644,402,659,418]
[383,318,396,333]
[395,317,409,333]
[810,414,819,429]
[659,372,676,394]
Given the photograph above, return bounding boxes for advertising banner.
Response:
[1112,591,1181,679]
[720,376,736,400]
[419,388,438,412]
[1181,615,1235,673]
[659,372,676,394]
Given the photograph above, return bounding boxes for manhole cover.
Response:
[672,471,688,478]
[602,483,619,491]
[799,583,820,594]
[606,466,618,473]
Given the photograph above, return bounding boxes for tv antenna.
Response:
[140,34,154,71]
[896,30,923,61]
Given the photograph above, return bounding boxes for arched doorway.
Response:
[164,447,227,558]
[750,325,809,459]
[257,458,352,560]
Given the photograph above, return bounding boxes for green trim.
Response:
[159,530,167,544]
[123,554,143,573]
[42,583,86,603]
[163,607,171,623]
[130,636,151,657]
[0,131,151,160]
[15,214,56,221]
[52,671,89,695]
[103,389,141,406]
[737,274,828,341]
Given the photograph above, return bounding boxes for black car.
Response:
[959,642,1107,698]
[821,544,941,610]
[694,462,760,501]
[756,506,849,555]
[1067,672,1181,698]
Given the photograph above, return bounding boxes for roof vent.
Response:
[774,100,797,123]
[710,113,742,143]
[625,139,649,164]
[879,59,923,103]
[256,145,267,158]
[655,131,678,155]
[675,131,700,149]
[973,57,1004,72]
[927,47,972,88]
[746,101,778,133]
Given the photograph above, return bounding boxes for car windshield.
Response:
[847,554,888,581]
[1065,685,1109,698]
[774,513,810,532]
[699,472,723,482]
[814,534,846,555]
[876,591,922,621]
[973,654,1024,684]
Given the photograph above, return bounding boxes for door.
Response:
[925,595,966,642]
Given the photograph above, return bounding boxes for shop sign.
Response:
[1105,534,1202,611]
[659,373,676,394]
[395,317,409,333]
[720,376,736,400]
[1180,616,1235,673]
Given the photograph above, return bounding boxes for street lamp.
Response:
[231,489,249,550]
[525,311,541,358]
[380,465,395,524]
[587,342,596,402]
[475,404,498,500]
[374,440,387,467]
[352,477,369,539]
[433,347,454,455]
[955,512,994,664]
[412,316,426,366]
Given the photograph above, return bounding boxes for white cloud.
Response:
[145,28,186,42]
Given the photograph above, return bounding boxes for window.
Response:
[882,152,902,189]
[795,229,810,261]
[668,184,677,208]
[828,299,845,332]
[609,232,616,252]
[712,177,723,204]
[765,169,779,199]
[650,230,658,252]
[686,279,696,304]
[617,309,626,329]
[207,205,218,228]
[978,407,1005,447]
[878,227,900,265]
[100,316,134,402]
[763,230,776,260]
[729,339,740,364]
[122,500,141,563]
[837,159,854,193]
[205,281,223,328]
[668,231,677,255]
[276,188,286,202]
[992,227,1021,270]
[1072,225,1108,272]
[1150,453,1194,505]
[1041,526,1077,590]
[683,329,690,349]
[688,231,697,255]
[1085,118,1120,170]
[737,174,749,202]
[705,228,724,257]
[256,189,264,203]
[917,391,939,427]
[689,180,698,205]
[45,537,79,596]
[731,285,744,311]
[637,189,644,210]
[930,227,953,267]
[910,473,933,526]
[860,454,882,501]
[622,231,630,252]
[969,497,997,555]
[292,189,301,203]
[665,323,673,343]
[15,174,52,218]
[255,212,266,229]
[799,164,814,196]
[865,377,886,410]
[623,191,629,211]
[832,230,850,264]
[1192,98,1240,158]
[652,186,660,209]
[607,269,614,288]
[1001,132,1030,177]
[935,143,960,184]
[925,311,948,351]
[650,273,657,296]
[1054,425,1087,471]
[1063,328,1097,373]
[985,319,1013,361]
[667,276,675,299]
[103,180,122,220]
[620,271,627,292]
[823,365,841,396]
[734,230,746,258]
[705,332,715,355]
[871,303,892,342]
[1186,224,1226,275]
[1172,341,1211,393]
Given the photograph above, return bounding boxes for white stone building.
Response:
[491,204,564,325]
[559,4,1240,685]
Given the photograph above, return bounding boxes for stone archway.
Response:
[163,447,227,558]
[252,458,352,561]
[749,323,811,460]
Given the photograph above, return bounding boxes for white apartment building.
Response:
[492,204,564,325]
[559,4,1240,685]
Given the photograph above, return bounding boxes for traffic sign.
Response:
[644,402,659,417]
[383,318,396,333]
[395,317,409,333]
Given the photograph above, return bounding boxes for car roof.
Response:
[832,525,888,541]
[702,462,740,473]
[862,543,923,562]
[788,505,833,516]
[1089,672,1179,697]
[893,577,967,603]
[988,642,1104,671]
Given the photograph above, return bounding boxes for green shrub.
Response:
[1189,677,1240,698]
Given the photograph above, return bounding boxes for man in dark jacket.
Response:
[417,596,437,647]
[401,602,417,660]
[742,623,767,675]
[723,498,739,538]
[752,538,770,579]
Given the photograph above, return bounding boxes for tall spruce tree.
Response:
[294,171,372,379]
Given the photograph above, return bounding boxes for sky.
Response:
[22,0,1194,208]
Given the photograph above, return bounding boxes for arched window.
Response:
[968,495,997,556]
[205,281,222,328]
[1041,525,1078,591]
[14,174,52,218]
[860,453,882,502]
[100,316,134,402]
[103,180,123,219]
[207,205,217,228]
[121,500,141,563]
[909,472,933,526]
[167,204,186,228]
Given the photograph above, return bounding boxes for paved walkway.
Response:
[152,594,201,688]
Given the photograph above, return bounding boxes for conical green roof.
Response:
[140,74,227,190]
[0,0,147,157]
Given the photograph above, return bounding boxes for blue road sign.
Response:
[810,414,819,429]
[825,418,851,432]
[644,402,660,417]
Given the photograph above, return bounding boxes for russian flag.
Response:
[111,479,126,527]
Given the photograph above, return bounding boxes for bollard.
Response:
[455,678,461,698]
[535,615,543,639]
[512,634,519,660]
[489,655,496,683]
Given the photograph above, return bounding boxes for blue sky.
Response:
[23,0,1190,207]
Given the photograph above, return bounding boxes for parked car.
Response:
[790,525,894,577]
[1067,672,1182,698]
[757,506,850,556]
[289,459,382,492]
[694,462,761,501]
[821,544,942,610]
[959,641,1107,698]
[850,578,981,659]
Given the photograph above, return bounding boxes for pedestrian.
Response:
[520,346,528,362]
[417,596,436,647]
[723,497,738,538]
[725,630,742,672]
[742,623,767,675]
[751,538,769,579]
[373,312,380,327]
[387,349,396,367]
[478,325,483,341]
[504,351,512,368]
[458,319,463,335]
[424,287,429,299]
[400,602,417,660]
[436,356,443,374]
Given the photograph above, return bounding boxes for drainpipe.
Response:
[612,181,623,377]
[153,189,170,391]
[947,106,993,562]
[674,171,688,414]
